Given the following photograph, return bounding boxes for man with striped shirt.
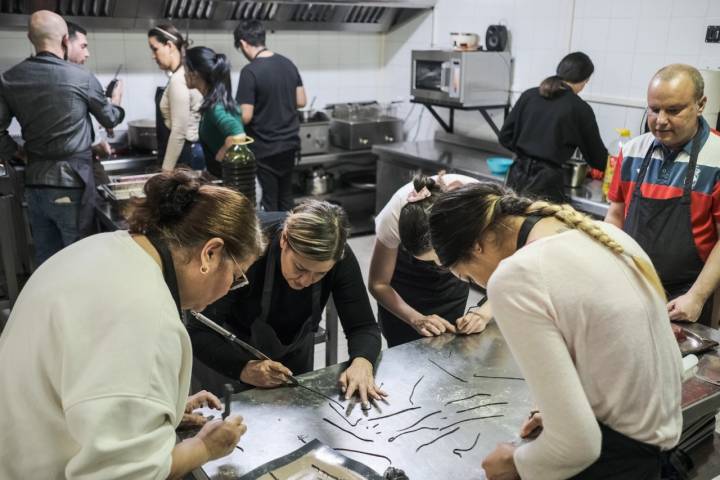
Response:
[606,64,720,325]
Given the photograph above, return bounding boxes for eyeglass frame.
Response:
[227,253,250,291]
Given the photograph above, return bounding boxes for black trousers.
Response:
[506,156,567,203]
[257,149,296,211]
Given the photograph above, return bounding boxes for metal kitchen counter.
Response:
[373,139,610,218]
[194,322,720,479]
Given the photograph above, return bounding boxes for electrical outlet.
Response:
[707,25,720,43]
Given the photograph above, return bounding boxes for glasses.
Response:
[227,253,250,291]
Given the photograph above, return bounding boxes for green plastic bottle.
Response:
[222,135,256,207]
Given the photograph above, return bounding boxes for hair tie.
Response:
[407,186,432,203]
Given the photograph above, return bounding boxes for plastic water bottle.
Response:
[602,128,632,201]
[222,135,256,207]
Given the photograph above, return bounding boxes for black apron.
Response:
[145,233,182,316]
[506,156,567,203]
[517,215,663,479]
[155,86,205,170]
[249,239,322,374]
[622,129,713,325]
[378,248,469,347]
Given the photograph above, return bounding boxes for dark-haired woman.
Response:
[190,200,385,407]
[499,51,608,203]
[184,46,246,178]
[0,170,265,478]
[369,172,491,347]
[148,24,205,171]
[429,182,682,479]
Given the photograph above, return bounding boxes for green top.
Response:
[199,103,245,158]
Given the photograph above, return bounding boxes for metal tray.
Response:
[678,328,719,356]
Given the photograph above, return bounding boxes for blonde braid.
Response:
[525,202,666,301]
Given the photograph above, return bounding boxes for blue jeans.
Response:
[25,187,83,266]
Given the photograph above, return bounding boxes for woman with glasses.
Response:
[0,169,264,478]
[184,46,246,178]
[369,172,491,347]
[429,182,682,479]
[190,201,385,408]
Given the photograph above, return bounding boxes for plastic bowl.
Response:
[486,157,514,175]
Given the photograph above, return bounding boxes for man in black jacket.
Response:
[234,20,306,211]
[0,11,124,265]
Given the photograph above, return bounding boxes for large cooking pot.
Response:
[127,119,158,152]
[305,167,335,195]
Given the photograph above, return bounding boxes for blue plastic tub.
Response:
[486,157,514,175]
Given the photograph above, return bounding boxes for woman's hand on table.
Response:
[196,414,247,461]
[667,292,704,322]
[338,357,387,408]
[410,314,456,337]
[180,390,223,428]
[456,302,492,335]
[482,443,520,480]
[240,359,294,388]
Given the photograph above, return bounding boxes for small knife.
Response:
[104,64,122,98]
[189,311,300,386]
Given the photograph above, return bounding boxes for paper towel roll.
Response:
[701,69,720,116]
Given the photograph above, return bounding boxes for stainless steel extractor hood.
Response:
[0,0,436,33]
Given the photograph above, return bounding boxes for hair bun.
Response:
[158,182,198,221]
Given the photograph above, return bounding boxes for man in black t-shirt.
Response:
[234,20,307,211]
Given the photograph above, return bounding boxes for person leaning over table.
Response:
[0,169,265,479]
[499,51,607,203]
[605,64,720,326]
[369,171,492,347]
[184,46,246,178]
[429,182,682,480]
[148,23,205,172]
[189,200,386,407]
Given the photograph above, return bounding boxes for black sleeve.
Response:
[188,292,255,380]
[330,247,382,365]
[235,67,256,106]
[575,101,608,171]
[498,92,525,151]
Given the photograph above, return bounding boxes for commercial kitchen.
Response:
[1,1,720,479]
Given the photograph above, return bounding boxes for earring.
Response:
[200,265,209,274]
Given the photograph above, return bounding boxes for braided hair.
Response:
[429,182,665,300]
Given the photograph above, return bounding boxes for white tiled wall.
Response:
[2,0,719,145]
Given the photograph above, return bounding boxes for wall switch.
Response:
[707,26,720,43]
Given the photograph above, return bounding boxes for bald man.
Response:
[605,64,720,326]
[0,10,124,265]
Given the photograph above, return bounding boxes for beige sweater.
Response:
[160,66,203,170]
[0,231,192,479]
[487,222,683,479]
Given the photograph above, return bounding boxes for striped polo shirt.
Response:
[608,118,720,261]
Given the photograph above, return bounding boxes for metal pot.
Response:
[563,161,589,188]
[127,119,157,152]
[305,167,334,195]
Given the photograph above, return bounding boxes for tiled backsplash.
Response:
[2,0,719,146]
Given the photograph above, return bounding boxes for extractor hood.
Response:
[0,0,436,33]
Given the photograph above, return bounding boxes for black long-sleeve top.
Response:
[498,87,608,170]
[188,220,381,379]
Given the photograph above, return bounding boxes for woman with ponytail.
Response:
[370,171,491,347]
[429,183,682,479]
[184,46,246,177]
[0,169,264,478]
[499,51,607,203]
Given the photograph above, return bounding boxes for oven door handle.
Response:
[440,61,451,93]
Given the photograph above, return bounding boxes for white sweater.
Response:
[487,222,683,480]
[160,66,203,170]
[0,231,192,479]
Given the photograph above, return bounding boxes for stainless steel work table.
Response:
[192,322,720,479]
[194,323,532,479]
